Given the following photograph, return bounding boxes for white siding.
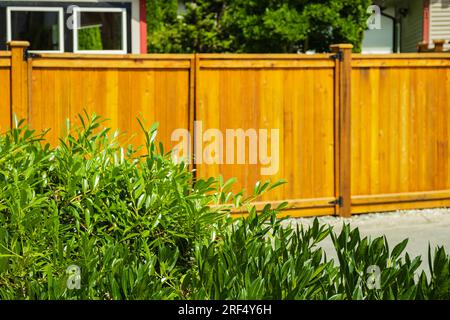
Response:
[430,0,450,50]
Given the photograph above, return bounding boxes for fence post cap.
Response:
[417,41,429,52]
[433,39,447,44]
[330,43,353,49]
[330,44,354,48]
[330,44,353,52]
[7,41,30,48]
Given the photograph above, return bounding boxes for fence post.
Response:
[433,39,446,52]
[330,44,353,218]
[7,41,30,126]
[417,41,429,53]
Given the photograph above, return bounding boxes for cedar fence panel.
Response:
[1,42,450,217]
[5,42,193,149]
[29,54,193,149]
[351,54,450,213]
[195,54,338,217]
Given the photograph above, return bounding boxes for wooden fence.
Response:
[351,54,450,214]
[1,41,450,218]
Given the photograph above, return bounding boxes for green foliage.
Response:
[147,0,186,53]
[188,210,337,299]
[1,113,449,300]
[147,0,232,53]
[330,225,423,299]
[0,113,234,299]
[187,213,450,300]
[147,0,372,53]
[78,27,103,51]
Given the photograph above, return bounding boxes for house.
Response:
[2,1,448,55]
[0,0,148,53]
[362,0,450,53]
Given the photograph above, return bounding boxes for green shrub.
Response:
[187,211,450,300]
[1,113,449,300]
[187,209,337,299]
[0,113,233,299]
[147,0,371,53]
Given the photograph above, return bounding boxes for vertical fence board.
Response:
[351,56,450,213]
[0,53,11,132]
[196,55,337,216]
[28,56,192,149]
[331,44,353,217]
[9,42,30,124]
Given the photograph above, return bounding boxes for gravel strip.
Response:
[282,208,450,273]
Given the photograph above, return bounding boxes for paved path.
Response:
[283,208,450,273]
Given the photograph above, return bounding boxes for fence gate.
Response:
[194,45,353,217]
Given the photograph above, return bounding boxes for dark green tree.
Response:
[78,27,103,51]
[147,0,232,53]
[147,0,371,53]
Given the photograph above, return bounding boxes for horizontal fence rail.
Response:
[1,41,450,217]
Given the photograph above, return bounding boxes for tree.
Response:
[78,27,103,51]
[147,0,232,53]
[147,0,371,53]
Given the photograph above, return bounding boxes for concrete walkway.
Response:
[283,208,450,273]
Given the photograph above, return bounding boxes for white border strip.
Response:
[73,7,127,54]
[6,6,65,53]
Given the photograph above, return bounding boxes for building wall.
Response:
[400,0,423,52]
[0,0,142,53]
[430,0,450,50]
[362,7,395,54]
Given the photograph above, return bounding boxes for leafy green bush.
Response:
[0,113,232,299]
[185,211,450,300]
[188,210,337,299]
[147,0,371,53]
[0,113,449,300]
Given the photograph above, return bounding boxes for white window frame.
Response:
[6,6,65,53]
[73,7,127,54]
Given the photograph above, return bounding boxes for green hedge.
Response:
[0,113,449,299]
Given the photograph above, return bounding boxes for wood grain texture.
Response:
[9,45,29,123]
[196,55,336,215]
[2,50,450,217]
[29,56,192,149]
[351,56,450,213]
[0,55,11,132]
[331,45,353,217]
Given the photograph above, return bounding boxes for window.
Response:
[6,7,64,53]
[73,7,127,54]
